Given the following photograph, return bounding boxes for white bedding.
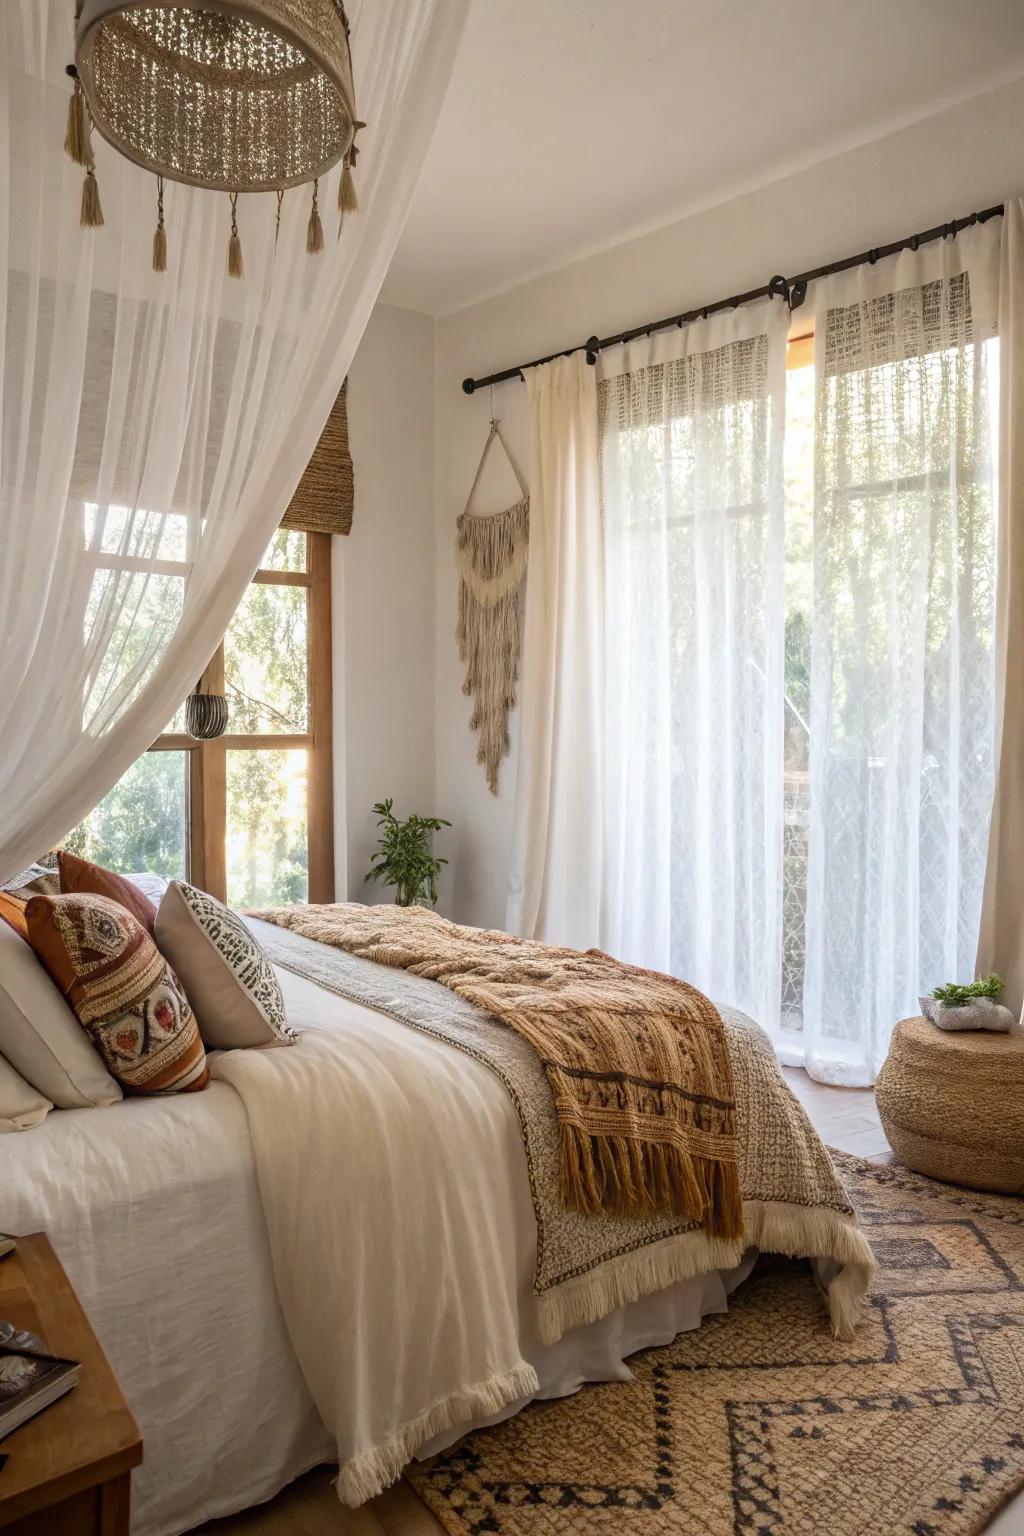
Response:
[1,950,752,1534]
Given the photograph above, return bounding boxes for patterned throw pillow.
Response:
[155,881,295,1049]
[2,863,59,900]
[25,893,208,1094]
[58,850,159,935]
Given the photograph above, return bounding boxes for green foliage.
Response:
[64,751,188,876]
[364,798,450,908]
[931,974,1003,1007]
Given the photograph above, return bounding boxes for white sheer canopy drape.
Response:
[802,227,1001,1083]
[0,0,468,881]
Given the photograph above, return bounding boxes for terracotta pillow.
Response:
[58,851,159,935]
[0,892,28,941]
[25,893,208,1095]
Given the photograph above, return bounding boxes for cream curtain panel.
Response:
[978,196,1024,1020]
[506,352,603,948]
[804,226,1001,1083]
[0,0,468,881]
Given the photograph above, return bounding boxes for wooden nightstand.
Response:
[0,1234,142,1534]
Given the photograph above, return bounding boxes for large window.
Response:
[65,528,333,905]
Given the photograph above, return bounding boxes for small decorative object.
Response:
[919,974,1016,1033]
[456,418,529,795]
[65,0,362,272]
[364,798,450,908]
[185,686,229,741]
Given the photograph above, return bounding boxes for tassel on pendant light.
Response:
[338,150,358,214]
[64,65,89,166]
[65,62,102,228]
[152,175,167,272]
[274,188,284,245]
[307,179,324,255]
[80,164,103,227]
[227,192,243,279]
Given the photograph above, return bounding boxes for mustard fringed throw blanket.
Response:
[248,903,744,1239]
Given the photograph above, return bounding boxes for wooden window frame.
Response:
[147,531,334,903]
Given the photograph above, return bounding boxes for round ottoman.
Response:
[875,1016,1024,1194]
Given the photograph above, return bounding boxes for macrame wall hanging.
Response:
[456,418,529,796]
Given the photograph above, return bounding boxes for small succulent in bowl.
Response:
[921,975,1016,1033]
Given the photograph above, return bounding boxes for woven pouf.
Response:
[875,1016,1024,1194]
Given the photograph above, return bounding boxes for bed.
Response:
[1,917,872,1536]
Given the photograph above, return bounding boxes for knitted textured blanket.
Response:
[249,902,744,1239]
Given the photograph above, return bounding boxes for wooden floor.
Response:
[194,1068,898,1536]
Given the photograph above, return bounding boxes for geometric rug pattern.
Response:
[409,1154,1024,1536]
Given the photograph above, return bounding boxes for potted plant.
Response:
[364,798,450,908]
[920,974,1015,1033]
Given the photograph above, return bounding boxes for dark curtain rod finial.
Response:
[461,202,1003,396]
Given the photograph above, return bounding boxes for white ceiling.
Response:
[380,0,1024,316]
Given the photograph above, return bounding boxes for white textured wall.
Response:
[334,303,438,900]
[433,75,1024,928]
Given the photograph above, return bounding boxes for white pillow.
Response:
[0,1051,51,1132]
[0,921,122,1109]
[155,881,295,1049]
[125,871,171,907]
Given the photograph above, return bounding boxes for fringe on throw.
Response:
[534,1197,874,1347]
[455,496,529,795]
[559,1124,744,1239]
[334,1362,539,1507]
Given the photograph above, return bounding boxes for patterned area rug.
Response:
[409,1154,1024,1535]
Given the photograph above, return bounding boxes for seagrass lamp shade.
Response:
[65,0,362,273]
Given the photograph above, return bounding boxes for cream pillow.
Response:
[0,1052,51,1132]
[0,920,122,1108]
[155,882,296,1050]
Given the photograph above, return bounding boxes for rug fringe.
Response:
[535,1197,874,1346]
[334,1362,539,1507]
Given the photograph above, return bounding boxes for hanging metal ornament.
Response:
[65,0,362,272]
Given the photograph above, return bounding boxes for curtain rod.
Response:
[460,202,1005,395]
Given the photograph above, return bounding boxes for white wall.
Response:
[433,74,1024,929]
[334,303,437,899]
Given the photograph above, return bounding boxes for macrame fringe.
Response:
[559,1124,745,1240]
[227,192,243,278]
[80,167,103,228]
[307,179,324,254]
[64,75,89,166]
[334,1362,539,1507]
[456,496,529,795]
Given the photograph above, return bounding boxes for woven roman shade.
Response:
[281,379,354,536]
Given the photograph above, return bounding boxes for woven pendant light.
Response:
[67,0,362,270]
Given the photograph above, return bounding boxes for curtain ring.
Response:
[868,248,879,265]
[909,234,919,251]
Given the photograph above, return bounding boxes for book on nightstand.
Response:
[0,1346,79,1442]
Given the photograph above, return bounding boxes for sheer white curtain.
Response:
[0,0,468,881]
[508,304,789,1036]
[598,304,788,1020]
[803,226,1001,1083]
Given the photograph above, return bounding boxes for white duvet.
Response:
[2,944,747,1534]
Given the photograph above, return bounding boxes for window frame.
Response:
[147,530,334,903]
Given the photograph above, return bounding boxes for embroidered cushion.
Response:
[25,893,208,1094]
[0,916,122,1109]
[155,881,294,1049]
[58,851,159,935]
[0,892,28,941]
[2,863,60,900]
